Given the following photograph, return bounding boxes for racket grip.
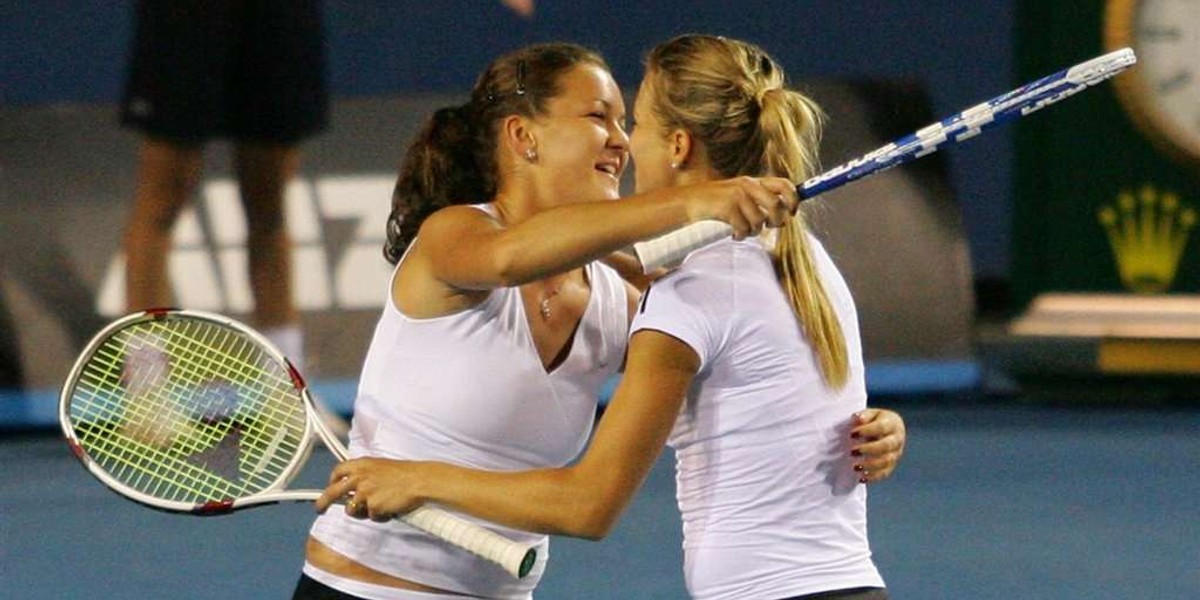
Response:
[633,221,732,273]
[402,506,538,579]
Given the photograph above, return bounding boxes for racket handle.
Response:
[633,221,732,273]
[402,506,538,579]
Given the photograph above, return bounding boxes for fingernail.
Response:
[859,476,869,484]
[853,464,864,472]
[850,431,861,439]
[850,449,862,457]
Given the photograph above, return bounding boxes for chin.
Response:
[633,181,659,195]
[594,179,621,200]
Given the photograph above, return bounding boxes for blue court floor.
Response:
[3,398,1198,599]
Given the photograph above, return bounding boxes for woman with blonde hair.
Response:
[292,40,808,600]
[316,35,899,600]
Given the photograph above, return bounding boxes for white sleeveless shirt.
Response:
[308,205,629,599]
[630,235,884,600]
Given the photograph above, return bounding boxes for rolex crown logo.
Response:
[1097,186,1196,294]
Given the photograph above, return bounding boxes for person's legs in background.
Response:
[234,140,304,366]
[123,137,206,312]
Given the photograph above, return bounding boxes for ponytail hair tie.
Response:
[755,86,783,107]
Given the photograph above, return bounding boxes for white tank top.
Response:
[308,205,629,599]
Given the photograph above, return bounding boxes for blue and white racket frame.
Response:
[634,48,1138,271]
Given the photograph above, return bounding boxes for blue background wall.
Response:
[3,0,1017,280]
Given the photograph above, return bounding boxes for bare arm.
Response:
[317,329,698,539]
[417,177,796,290]
[599,250,666,292]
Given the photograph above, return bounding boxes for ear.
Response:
[670,129,694,169]
[501,115,538,161]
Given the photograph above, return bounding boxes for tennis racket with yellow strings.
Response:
[59,308,536,578]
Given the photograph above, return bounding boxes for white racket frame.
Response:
[60,309,537,579]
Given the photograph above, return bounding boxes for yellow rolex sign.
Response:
[1098,186,1196,294]
[1012,1,1200,307]
[1010,0,1200,378]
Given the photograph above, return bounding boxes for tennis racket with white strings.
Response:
[634,47,1138,271]
[59,308,537,579]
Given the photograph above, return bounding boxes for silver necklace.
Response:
[538,287,561,320]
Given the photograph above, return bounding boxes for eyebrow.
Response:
[596,98,626,116]
[562,96,625,121]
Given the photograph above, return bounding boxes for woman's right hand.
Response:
[317,457,428,522]
[683,176,799,239]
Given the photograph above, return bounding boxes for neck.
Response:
[491,188,538,227]
[492,169,573,226]
[671,162,720,188]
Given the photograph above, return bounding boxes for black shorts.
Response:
[120,0,329,145]
[291,573,366,600]
[778,587,889,600]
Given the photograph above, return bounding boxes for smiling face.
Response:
[525,63,629,203]
[628,76,678,195]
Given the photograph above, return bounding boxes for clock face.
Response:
[1106,0,1200,167]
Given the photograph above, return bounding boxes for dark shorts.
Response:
[120,0,329,145]
[291,573,888,600]
[778,587,890,600]
[291,573,365,600]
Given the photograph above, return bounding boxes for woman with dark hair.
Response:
[318,35,900,600]
[292,42,805,600]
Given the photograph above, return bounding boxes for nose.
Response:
[608,119,630,151]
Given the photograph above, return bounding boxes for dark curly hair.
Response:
[383,43,610,264]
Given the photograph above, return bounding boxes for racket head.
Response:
[59,309,319,514]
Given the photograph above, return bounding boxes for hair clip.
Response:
[486,60,527,102]
[515,60,527,96]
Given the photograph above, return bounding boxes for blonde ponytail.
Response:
[757,84,849,389]
[646,34,849,388]
[774,215,849,389]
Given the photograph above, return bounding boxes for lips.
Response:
[595,156,624,179]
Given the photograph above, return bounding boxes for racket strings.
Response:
[68,317,309,505]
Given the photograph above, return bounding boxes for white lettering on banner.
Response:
[96,175,396,317]
[317,177,394,309]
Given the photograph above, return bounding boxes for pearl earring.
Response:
[525,148,538,162]
[670,162,680,170]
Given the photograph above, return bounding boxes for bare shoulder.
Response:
[401,203,508,299]
[418,204,503,244]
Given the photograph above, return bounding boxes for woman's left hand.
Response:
[849,408,907,484]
